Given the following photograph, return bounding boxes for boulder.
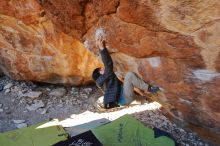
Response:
[83,1,220,145]
[0,0,220,144]
[0,0,102,85]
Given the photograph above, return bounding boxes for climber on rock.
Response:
[92,36,160,109]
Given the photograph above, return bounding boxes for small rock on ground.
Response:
[12,120,26,124]
[49,88,66,97]
[16,123,27,129]
[5,89,10,93]
[22,91,42,99]
[26,100,44,111]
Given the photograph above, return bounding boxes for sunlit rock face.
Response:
[0,0,220,144]
[0,0,102,85]
[83,0,220,145]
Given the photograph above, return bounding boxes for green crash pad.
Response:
[92,115,175,146]
[0,121,68,146]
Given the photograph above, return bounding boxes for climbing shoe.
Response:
[148,85,160,94]
[104,102,120,109]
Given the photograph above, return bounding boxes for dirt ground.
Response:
[0,75,209,146]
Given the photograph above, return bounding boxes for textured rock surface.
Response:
[0,0,102,85]
[0,0,220,145]
[84,1,220,145]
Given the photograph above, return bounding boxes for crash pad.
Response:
[0,121,68,146]
[53,130,103,146]
[66,118,110,136]
[92,114,176,146]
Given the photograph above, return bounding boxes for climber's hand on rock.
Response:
[96,36,105,50]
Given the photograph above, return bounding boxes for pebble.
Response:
[76,100,82,105]
[38,108,47,115]
[49,88,66,97]
[179,128,185,133]
[81,93,88,99]
[20,98,27,104]
[47,101,52,105]
[12,120,26,124]
[26,100,44,111]
[17,91,24,98]
[16,123,27,129]
[47,102,53,108]
[0,103,2,108]
[22,91,42,99]
[5,110,11,115]
[0,109,3,112]
[23,110,28,113]
[84,88,92,94]
[27,98,33,104]
[3,83,13,90]
[4,106,9,110]
[5,89,10,93]
[57,104,63,108]
[10,86,20,92]
[71,87,79,96]
[65,100,70,104]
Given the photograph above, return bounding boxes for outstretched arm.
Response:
[95,37,114,86]
[96,38,113,74]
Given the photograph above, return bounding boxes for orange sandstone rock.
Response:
[0,14,102,85]
[0,0,220,144]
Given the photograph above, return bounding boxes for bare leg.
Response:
[123,72,149,105]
